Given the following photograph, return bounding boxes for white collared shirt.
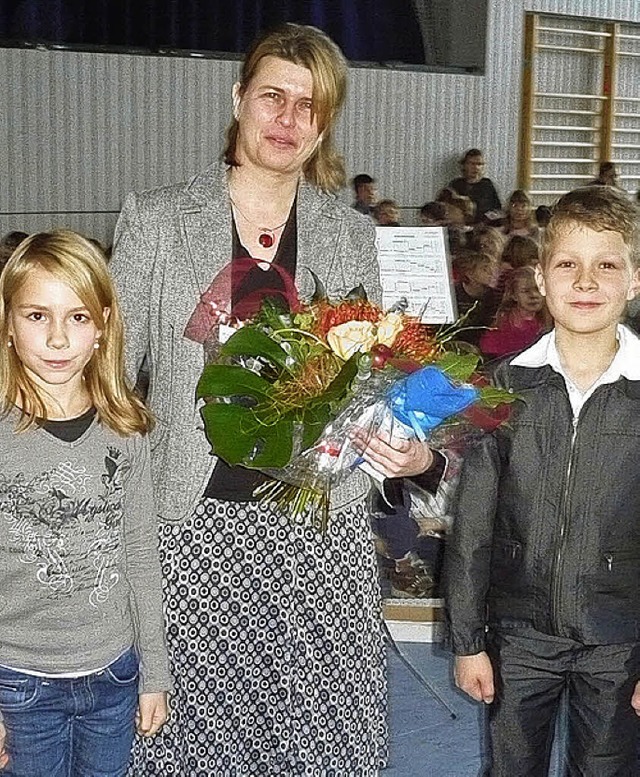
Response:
[510,324,640,418]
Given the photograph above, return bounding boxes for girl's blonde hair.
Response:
[495,266,548,327]
[224,23,348,193]
[0,229,153,435]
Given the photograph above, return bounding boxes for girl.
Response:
[479,265,548,359]
[0,231,170,777]
[503,189,540,241]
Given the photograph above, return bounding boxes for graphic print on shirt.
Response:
[0,447,129,607]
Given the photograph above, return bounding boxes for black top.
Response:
[204,203,297,502]
[448,177,502,222]
[41,407,97,442]
[454,282,501,347]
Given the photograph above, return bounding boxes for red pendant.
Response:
[259,231,274,249]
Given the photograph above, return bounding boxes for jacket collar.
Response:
[177,161,341,298]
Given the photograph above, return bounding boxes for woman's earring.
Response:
[7,339,12,348]
[93,341,100,350]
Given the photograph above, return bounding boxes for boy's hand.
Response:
[136,692,169,737]
[0,721,8,770]
[454,652,495,704]
[631,681,640,716]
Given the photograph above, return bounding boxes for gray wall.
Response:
[2,0,639,244]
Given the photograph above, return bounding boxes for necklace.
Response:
[229,197,290,249]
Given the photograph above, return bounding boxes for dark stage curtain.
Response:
[1,0,426,65]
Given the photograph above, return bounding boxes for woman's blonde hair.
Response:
[223,23,348,193]
[0,229,153,435]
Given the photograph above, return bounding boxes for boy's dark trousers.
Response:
[483,624,640,777]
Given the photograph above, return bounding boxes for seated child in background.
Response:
[535,204,552,229]
[373,199,401,226]
[419,201,448,227]
[501,234,539,270]
[446,185,640,776]
[502,189,540,241]
[453,249,502,347]
[479,266,548,359]
[467,225,506,264]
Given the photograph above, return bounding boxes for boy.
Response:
[445,186,640,776]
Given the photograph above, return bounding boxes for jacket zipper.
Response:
[550,410,579,634]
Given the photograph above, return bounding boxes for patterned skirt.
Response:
[128,497,388,776]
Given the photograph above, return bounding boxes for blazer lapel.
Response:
[179,164,234,300]
[296,182,343,299]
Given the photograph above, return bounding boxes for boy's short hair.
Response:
[542,186,640,268]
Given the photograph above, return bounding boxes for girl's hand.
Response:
[0,721,8,770]
[352,429,434,478]
[136,692,169,737]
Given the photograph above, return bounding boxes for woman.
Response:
[111,24,434,776]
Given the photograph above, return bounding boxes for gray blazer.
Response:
[110,163,381,523]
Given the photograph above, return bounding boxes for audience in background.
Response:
[0,231,29,269]
[467,225,505,263]
[436,187,476,225]
[535,204,552,229]
[453,249,502,348]
[419,201,448,226]
[373,199,401,226]
[501,234,539,270]
[352,173,377,216]
[502,189,539,241]
[479,265,548,359]
[446,148,502,224]
[586,160,618,188]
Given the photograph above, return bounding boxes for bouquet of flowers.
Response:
[186,264,514,530]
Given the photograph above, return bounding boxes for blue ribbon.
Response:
[387,366,479,439]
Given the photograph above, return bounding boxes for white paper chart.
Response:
[375,226,457,323]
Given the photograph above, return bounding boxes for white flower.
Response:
[376,312,404,347]
[326,320,377,360]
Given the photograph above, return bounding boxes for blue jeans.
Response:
[0,647,138,777]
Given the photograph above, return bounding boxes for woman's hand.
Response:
[0,721,9,770]
[136,691,169,737]
[351,428,434,478]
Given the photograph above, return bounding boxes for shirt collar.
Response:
[510,324,640,382]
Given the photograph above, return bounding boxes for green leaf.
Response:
[220,327,291,371]
[200,403,258,464]
[247,414,294,468]
[196,364,272,401]
[478,385,518,408]
[300,404,333,449]
[436,352,480,382]
[321,355,359,403]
